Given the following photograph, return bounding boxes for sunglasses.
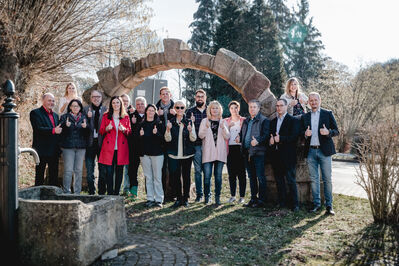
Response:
[175,106,185,110]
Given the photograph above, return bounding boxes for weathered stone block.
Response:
[181,50,198,65]
[147,52,165,68]
[195,53,214,71]
[18,186,127,266]
[242,71,271,101]
[227,57,256,93]
[212,48,239,79]
[96,67,119,96]
[118,57,135,83]
[163,39,189,64]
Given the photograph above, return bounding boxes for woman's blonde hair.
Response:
[64,82,78,97]
[284,77,302,96]
[206,100,223,120]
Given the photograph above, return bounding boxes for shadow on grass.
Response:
[336,223,399,265]
[125,200,329,265]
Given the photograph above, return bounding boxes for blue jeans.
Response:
[307,148,333,207]
[193,145,204,197]
[203,161,224,201]
[245,153,267,203]
[122,165,130,193]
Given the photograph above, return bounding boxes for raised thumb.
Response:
[323,124,327,128]
[307,126,310,130]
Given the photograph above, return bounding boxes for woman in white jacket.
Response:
[198,101,230,205]
[280,77,308,117]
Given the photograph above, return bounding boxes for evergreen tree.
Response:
[183,0,218,107]
[267,0,295,75]
[210,0,249,116]
[287,0,326,87]
[246,0,286,96]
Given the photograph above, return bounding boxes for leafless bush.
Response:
[355,122,399,224]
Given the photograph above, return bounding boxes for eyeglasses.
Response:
[91,96,101,99]
[70,105,80,108]
[175,106,185,110]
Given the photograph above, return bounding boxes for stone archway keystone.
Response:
[87,38,277,118]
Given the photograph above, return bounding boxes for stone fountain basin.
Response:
[18,186,127,266]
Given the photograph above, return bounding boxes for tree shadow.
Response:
[125,200,329,264]
[336,223,399,265]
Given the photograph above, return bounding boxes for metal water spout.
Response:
[0,80,40,258]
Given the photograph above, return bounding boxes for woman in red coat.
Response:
[99,96,131,195]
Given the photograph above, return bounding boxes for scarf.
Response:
[160,101,172,124]
[92,103,102,132]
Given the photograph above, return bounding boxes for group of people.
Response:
[30,77,339,215]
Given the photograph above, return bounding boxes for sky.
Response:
[148,0,399,73]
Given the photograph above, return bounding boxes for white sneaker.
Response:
[228,197,236,203]
[238,197,245,204]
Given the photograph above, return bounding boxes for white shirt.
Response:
[113,117,119,150]
[228,120,241,145]
[276,112,287,134]
[310,109,320,146]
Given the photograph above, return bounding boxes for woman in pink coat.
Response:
[99,96,131,195]
[198,100,230,205]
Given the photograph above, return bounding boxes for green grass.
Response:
[125,173,399,265]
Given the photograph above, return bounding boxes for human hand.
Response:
[166,120,172,131]
[87,108,92,118]
[274,132,280,143]
[251,136,258,146]
[320,124,329,136]
[131,116,137,124]
[140,127,144,136]
[269,134,274,145]
[158,108,164,116]
[81,119,87,128]
[153,125,158,134]
[118,124,126,132]
[106,122,113,132]
[305,126,312,137]
[66,117,71,127]
[170,108,176,115]
[55,124,62,134]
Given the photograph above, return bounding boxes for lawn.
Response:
[125,173,399,265]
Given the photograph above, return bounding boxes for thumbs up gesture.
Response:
[187,122,192,132]
[55,124,62,134]
[81,119,87,128]
[87,107,92,118]
[269,134,275,145]
[235,135,240,144]
[118,123,126,132]
[320,124,329,136]
[274,132,280,143]
[131,116,137,124]
[66,117,71,127]
[158,108,164,116]
[128,105,135,114]
[191,113,195,123]
[305,126,312,137]
[251,136,258,147]
[140,127,144,136]
[152,124,158,134]
[166,120,172,131]
[106,121,113,132]
[170,108,176,115]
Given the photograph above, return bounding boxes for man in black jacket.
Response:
[269,98,300,212]
[239,99,270,208]
[301,92,339,215]
[84,90,107,195]
[127,96,147,199]
[30,93,62,186]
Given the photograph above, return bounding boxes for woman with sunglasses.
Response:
[165,100,197,208]
[98,96,131,195]
[59,99,89,194]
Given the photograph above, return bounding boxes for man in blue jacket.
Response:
[301,92,339,215]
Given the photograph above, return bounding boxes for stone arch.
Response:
[88,38,277,118]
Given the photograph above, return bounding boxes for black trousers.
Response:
[128,149,140,188]
[271,153,299,208]
[35,155,59,186]
[227,145,246,197]
[99,151,124,195]
[168,157,193,202]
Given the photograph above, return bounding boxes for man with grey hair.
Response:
[30,93,62,186]
[301,92,339,215]
[126,96,147,199]
[238,99,270,208]
[84,90,107,195]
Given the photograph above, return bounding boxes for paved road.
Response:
[332,161,367,199]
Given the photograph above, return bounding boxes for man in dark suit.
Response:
[301,92,339,215]
[269,98,300,212]
[30,93,62,186]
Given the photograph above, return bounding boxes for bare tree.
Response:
[0,0,158,94]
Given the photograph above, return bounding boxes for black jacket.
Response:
[138,118,164,156]
[166,115,196,157]
[83,104,107,148]
[59,113,90,149]
[156,99,175,124]
[301,108,339,157]
[269,114,299,166]
[30,106,60,157]
[240,112,270,156]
